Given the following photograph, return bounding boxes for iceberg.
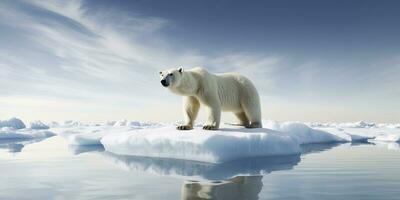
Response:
[0,118,26,129]
[29,121,50,130]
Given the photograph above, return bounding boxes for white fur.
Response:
[160,67,262,130]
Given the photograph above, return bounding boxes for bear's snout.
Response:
[161,79,169,87]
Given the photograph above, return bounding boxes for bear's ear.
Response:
[178,67,183,73]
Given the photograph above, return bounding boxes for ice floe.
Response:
[29,121,50,130]
[58,121,162,145]
[0,118,55,142]
[100,122,376,163]
[0,127,55,140]
[101,126,301,163]
[374,134,400,142]
[52,119,399,163]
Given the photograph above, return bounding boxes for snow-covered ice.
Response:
[29,121,50,130]
[51,119,400,163]
[100,122,374,163]
[0,118,26,129]
[374,134,400,142]
[0,118,55,140]
[57,120,162,145]
[101,126,301,163]
[0,127,55,140]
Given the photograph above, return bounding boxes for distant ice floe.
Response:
[101,126,301,163]
[0,118,56,153]
[57,119,163,146]
[0,127,55,140]
[29,121,50,130]
[0,118,55,140]
[374,134,400,142]
[0,118,26,129]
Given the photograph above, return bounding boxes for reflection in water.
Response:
[370,141,400,150]
[182,176,263,200]
[300,142,343,154]
[102,152,300,180]
[0,138,46,153]
[68,142,366,200]
[70,143,349,181]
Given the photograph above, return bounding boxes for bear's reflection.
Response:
[182,175,263,200]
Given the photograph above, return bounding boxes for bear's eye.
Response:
[168,73,173,76]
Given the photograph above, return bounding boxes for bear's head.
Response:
[159,67,183,88]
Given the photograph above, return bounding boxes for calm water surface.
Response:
[0,136,399,200]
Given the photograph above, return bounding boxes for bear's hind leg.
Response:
[234,112,249,127]
[243,103,262,129]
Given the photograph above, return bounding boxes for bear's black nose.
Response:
[161,79,169,87]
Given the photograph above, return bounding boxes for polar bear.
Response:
[159,67,262,130]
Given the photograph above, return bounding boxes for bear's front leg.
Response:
[203,105,221,130]
[177,96,200,130]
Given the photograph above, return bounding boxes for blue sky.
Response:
[0,0,399,123]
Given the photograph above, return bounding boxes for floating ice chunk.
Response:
[59,126,110,145]
[264,120,370,143]
[113,119,162,127]
[374,134,400,142]
[105,121,117,126]
[312,127,373,142]
[0,127,55,139]
[63,120,85,127]
[68,144,105,155]
[46,121,60,128]
[101,121,374,163]
[56,119,391,163]
[29,121,50,130]
[266,122,346,144]
[64,132,105,145]
[58,122,164,145]
[0,118,26,129]
[113,119,128,126]
[339,121,376,128]
[101,126,301,163]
